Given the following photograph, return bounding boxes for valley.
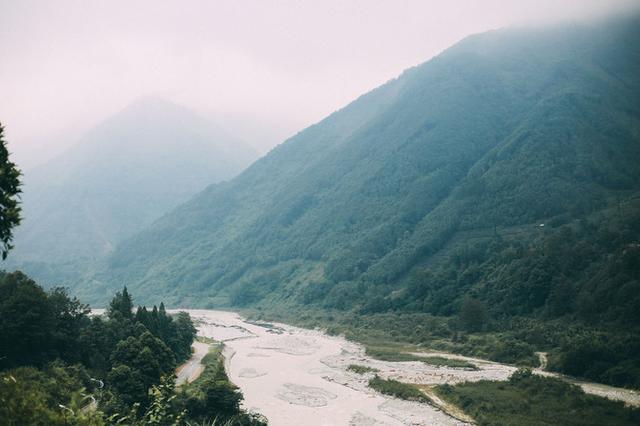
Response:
[179,309,640,425]
[2,5,640,425]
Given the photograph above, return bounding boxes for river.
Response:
[180,309,472,425]
[174,309,640,425]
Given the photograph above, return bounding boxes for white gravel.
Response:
[181,310,469,426]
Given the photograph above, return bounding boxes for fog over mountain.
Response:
[2,0,637,170]
[7,98,256,284]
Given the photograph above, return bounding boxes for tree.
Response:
[203,380,243,417]
[546,280,575,317]
[138,331,176,374]
[48,287,90,363]
[0,123,21,259]
[0,271,54,369]
[157,302,171,340]
[171,312,197,363]
[109,331,176,408]
[0,272,93,369]
[107,364,148,407]
[459,297,488,332]
[0,365,104,426]
[108,286,134,320]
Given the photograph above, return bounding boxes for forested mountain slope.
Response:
[7,98,256,284]
[89,16,640,326]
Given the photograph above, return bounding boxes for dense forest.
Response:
[0,271,263,425]
[80,17,640,388]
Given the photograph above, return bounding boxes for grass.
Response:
[347,364,379,374]
[368,375,432,403]
[196,335,217,344]
[421,356,478,369]
[365,346,478,369]
[244,306,539,369]
[178,342,268,425]
[435,369,640,426]
[190,343,225,388]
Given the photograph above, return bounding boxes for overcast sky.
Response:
[1,0,637,169]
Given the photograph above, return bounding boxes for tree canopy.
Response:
[0,123,21,259]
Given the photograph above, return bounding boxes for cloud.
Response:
[1,0,637,168]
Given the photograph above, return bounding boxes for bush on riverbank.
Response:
[177,344,267,425]
[368,375,431,403]
[247,303,640,388]
[347,364,379,374]
[435,369,640,426]
[365,346,477,369]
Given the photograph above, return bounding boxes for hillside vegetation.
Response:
[91,17,640,387]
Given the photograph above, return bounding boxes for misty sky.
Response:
[1,0,637,169]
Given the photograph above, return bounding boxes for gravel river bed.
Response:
[183,309,473,426]
[178,309,640,425]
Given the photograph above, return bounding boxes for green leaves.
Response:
[0,123,21,260]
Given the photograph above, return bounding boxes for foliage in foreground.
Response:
[0,364,104,425]
[0,123,21,260]
[435,369,640,426]
[0,272,261,425]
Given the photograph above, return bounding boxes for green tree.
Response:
[108,286,134,320]
[0,272,93,369]
[0,364,104,426]
[459,297,488,332]
[0,271,54,369]
[0,123,21,260]
[171,312,197,363]
[48,287,90,363]
[106,364,147,407]
[108,331,176,408]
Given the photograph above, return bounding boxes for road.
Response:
[175,341,210,385]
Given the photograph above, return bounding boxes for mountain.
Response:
[7,98,257,284]
[88,17,640,319]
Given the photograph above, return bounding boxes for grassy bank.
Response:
[435,369,640,426]
[347,364,379,374]
[244,305,640,390]
[368,376,431,404]
[244,307,541,367]
[365,345,477,369]
[189,343,225,387]
[178,343,266,425]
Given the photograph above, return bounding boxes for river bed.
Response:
[176,310,640,425]
[181,310,475,426]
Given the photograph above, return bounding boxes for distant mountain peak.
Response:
[6,97,259,279]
